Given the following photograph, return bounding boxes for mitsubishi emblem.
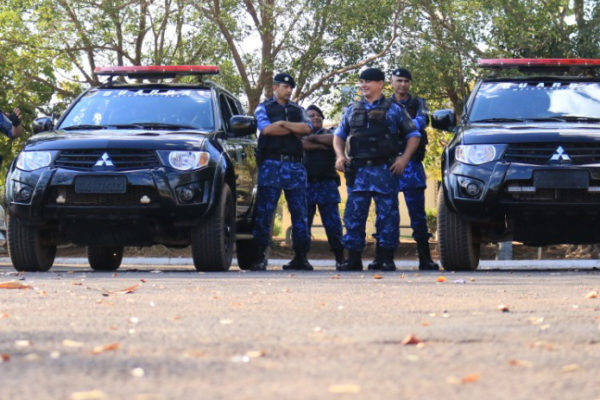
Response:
[95,152,114,167]
[549,146,571,164]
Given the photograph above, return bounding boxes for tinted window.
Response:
[469,81,600,121]
[59,88,214,130]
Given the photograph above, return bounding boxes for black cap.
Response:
[359,67,385,81]
[273,73,296,88]
[306,105,324,119]
[392,68,412,80]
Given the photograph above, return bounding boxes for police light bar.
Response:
[94,65,220,77]
[478,58,600,68]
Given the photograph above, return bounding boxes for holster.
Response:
[345,160,358,187]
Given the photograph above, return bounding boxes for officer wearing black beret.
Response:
[252,72,313,271]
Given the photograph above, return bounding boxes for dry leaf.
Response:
[15,340,30,347]
[461,373,480,383]
[91,343,120,355]
[401,334,422,345]
[69,390,107,400]
[63,339,84,348]
[372,274,383,280]
[131,368,145,377]
[1,313,9,319]
[330,274,341,280]
[0,281,32,290]
[328,384,361,394]
[140,279,147,283]
[585,290,598,299]
[562,364,579,373]
[1,354,10,362]
[246,350,265,358]
[436,276,447,282]
[508,359,533,368]
[498,304,510,312]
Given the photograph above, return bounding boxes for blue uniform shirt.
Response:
[0,111,13,139]
[334,96,420,194]
[253,97,311,190]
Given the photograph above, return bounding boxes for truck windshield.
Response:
[59,88,214,131]
[469,81,600,122]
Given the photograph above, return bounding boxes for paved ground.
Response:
[0,260,599,400]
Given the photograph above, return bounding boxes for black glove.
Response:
[8,112,21,127]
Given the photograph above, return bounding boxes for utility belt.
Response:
[264,153,303,163]
[345,156,396,187]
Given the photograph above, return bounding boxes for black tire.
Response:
[437,189,480,271]
[88,246,123,271]
[191,184,235,271]
[7,215,56,272]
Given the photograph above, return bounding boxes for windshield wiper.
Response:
[554,115,600,123]
[470,118,527,123]
[62,124,108,130]
[112,122,196,130]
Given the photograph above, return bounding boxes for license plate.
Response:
[533,170,589,189]
[74,176,127,194]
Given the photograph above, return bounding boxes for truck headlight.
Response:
[16,151,55,171]
[455,145,503,165]
[167,151,210,171]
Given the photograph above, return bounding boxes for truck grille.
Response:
[503,143,600,165]
[47,186,159,206]
[54,149,160,170]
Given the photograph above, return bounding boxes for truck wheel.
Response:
[192,184,235,271]
[88,246,123,271]
[7,215,56,272]
[437,189,480,271]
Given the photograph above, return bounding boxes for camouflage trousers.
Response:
[402,188,431,242]
[252,186,310,253]
[343,190,399,251]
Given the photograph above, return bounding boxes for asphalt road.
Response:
[0,260,599,400]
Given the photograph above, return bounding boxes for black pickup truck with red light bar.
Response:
[433,58,600,271]
[6,65,262,272]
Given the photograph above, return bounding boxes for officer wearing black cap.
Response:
[374,67,439,271]
[302,104,344,268]
[252,72,313,271]
[333,67,421,271]
[0,107,24,139]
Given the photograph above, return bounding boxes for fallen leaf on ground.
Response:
[246,350,265,358]
[372,274,383,279]
[0,281,32,289]
[70,390,107,400]
[114,284,140,294]
[401,334,422,345]
[527,317,544,325]
[1,354,10,362]
[63,339,84,348]
[562,364,579,373]
[131,368,145,377]
[328,384,361,394]
[585,290,598,299]
[15,340,30,347]
[1,313,9,318]
[530,340,555,351]
[330,274,341,280]
[91,343,120,355]
[436,276,447,282]
[461,373,480,383]
[498,304,510,312]
[508,359,533,367]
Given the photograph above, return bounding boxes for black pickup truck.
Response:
[6,65,261,272]
[434,58,600,271]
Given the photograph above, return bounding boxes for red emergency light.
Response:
[94,65,220,77]
[478,58,600,68]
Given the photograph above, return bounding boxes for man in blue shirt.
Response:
[0,107,24,139]
[252,73,313,271]
[302,104,344,269]
[333,67,421,271]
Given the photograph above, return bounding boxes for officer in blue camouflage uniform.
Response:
[252,73,313,271]
[302,104,344,269]
[0,107,24,139]
[333,67,421,271]
[390,68,439,270]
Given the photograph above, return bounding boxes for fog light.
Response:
[465,182,481,197]
[457,176,483,198]
[17,187,33,202]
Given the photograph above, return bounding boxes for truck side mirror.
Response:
[229,115,257,137]
[431,109,456,132]
[32,116,54,134]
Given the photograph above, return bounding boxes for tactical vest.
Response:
[400,96,428,162]
[347,98,399,162]
[257,100,304,161]
[304,128,338,181]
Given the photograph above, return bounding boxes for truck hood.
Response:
[462,122,600,145]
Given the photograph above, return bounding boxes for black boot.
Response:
[417,241,440,271]
[250,246,268,271]
[368,243,383,271]
[333,248,345,270]
[380,247,396,272]
[337,250,363,271]
[283,252,313,271]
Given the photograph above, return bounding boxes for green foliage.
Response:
[426,207,437,235]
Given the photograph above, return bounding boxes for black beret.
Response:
[306,105,324,119]
[273,73,296,88]
[392,68,412,80]
[359,67,385,82]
